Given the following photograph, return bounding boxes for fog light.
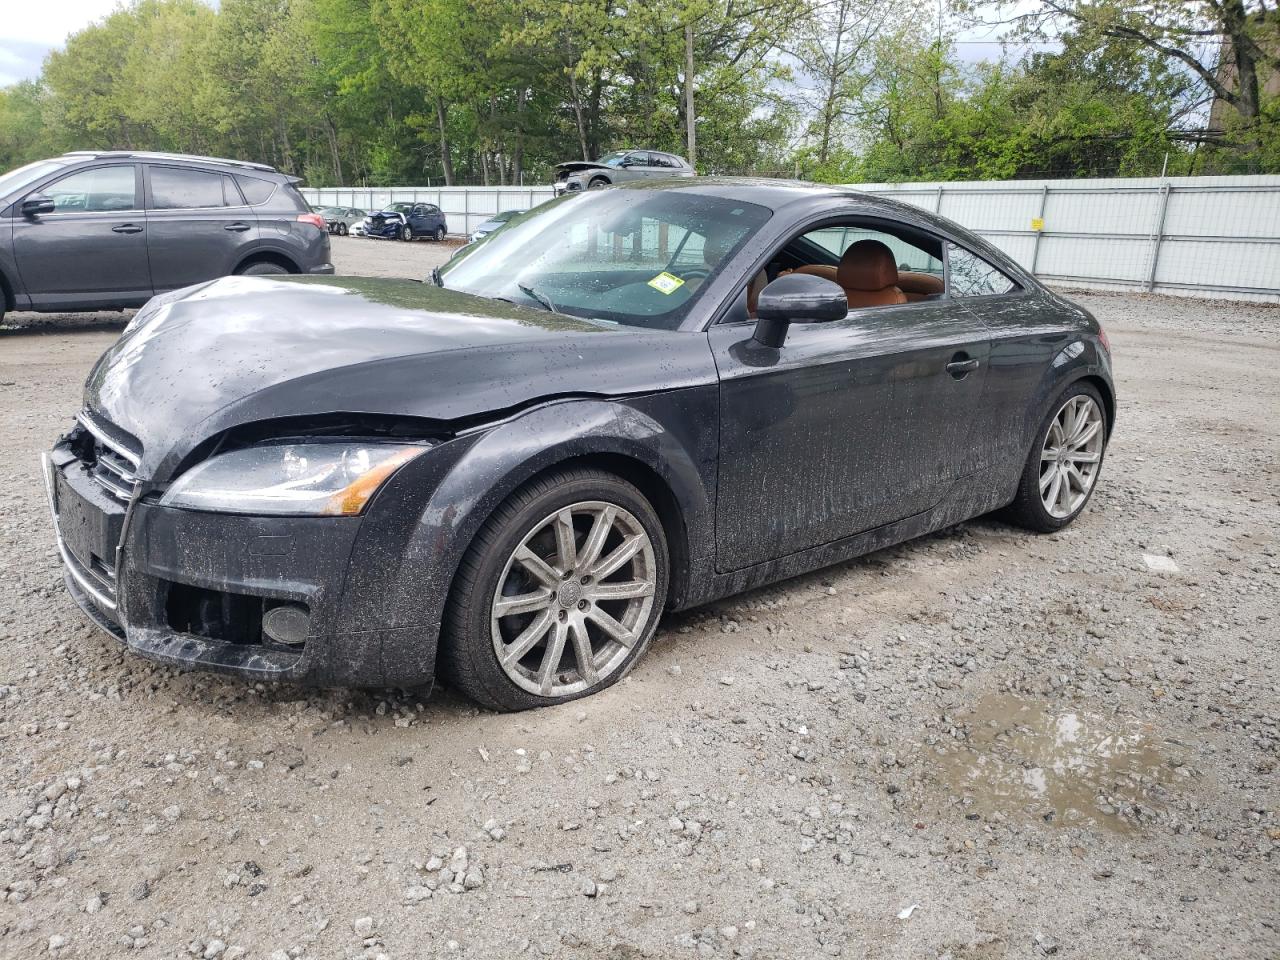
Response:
[262,603,310,646]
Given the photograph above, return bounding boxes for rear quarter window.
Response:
[234,175,279,206]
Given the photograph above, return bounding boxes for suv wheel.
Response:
[442,468,669,712]
[400,224,413,242]
[236,261,289,276]
[588,177,609,190]
[434,226,446,241]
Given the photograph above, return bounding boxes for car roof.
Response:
[59,151,279,175]
[612,176,897,209]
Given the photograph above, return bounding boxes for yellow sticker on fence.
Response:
[1031,217,1045,231]
[647,272,685,295]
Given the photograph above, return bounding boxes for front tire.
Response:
[434,226,446,241]
[400,224,413,242]
[1005,381,1108,532]
[441,468,669,712]
[338,222,348,236]
[588,176,610,190]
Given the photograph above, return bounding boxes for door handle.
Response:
[111,223,143,234]
[946,356,980,378]
[224,222,251,232]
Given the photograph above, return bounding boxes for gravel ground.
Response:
[1,238,1277,959]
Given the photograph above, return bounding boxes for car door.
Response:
[710,222,992,572]
[10,163,151,309]
[144,164,260,291]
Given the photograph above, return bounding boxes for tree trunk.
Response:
[569,71,590,160]
[434,96,455,186]
[325,115,344,186]
[684,23,697,169]
[513,88,527,184]
[588,68,604,158]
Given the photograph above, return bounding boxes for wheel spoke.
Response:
[589,579,655,602]
[1072,419,1101,447]
[577,506,617,572]
[500,607,555,668]
[1041,446,1060,462]
[553,510,578,571]
[515,545,561,587]
[1047,422,1065,449]
[494,589,554,618]
[591,533,644,580]
[569,618,599,685]
[1039,466,1056,493]
[537,621,568,694]
[1068,450,1100,464]
[586,606,637,648]
[1045,468,1063,510]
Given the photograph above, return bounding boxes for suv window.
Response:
[44,165,137,212]
[150,167,227,209]
[948,243,1017,297]
[234,175,276,205]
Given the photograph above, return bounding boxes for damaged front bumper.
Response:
[43,433,436,689]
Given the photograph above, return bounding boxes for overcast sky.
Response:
[1,0,126,85]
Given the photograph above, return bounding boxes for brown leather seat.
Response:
[837,240,906,307]
[897,270,944,302]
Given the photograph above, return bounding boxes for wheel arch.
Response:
[0,265,14,313]
[332,399,713,686]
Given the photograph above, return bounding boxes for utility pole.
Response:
[684,23,697,169]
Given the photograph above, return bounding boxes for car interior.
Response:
[733,219,949,319]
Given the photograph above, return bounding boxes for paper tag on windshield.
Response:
[647,272,685,295]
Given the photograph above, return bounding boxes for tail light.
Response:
[296,213,327,231]
[1098,326,1111,355]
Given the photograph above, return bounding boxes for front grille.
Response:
[75,412,142,503]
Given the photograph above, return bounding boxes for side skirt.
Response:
[674,466,1016,611]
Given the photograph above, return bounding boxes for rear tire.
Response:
[441,468,669,712]
[1004,381,1108,532]
[236,261,289,276]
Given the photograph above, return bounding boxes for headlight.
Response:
[159,442,427,516]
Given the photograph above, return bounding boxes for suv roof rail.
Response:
[60,151,279,174]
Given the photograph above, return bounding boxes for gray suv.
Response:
[0,152,333,319]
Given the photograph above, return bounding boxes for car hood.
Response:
[84,276,713,480]
[554,161,610,174]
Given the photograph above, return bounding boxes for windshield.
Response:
[0,159,70,200]
[438,188,773,330]
[598,152,630,168]
[317,206,342,216]
[386,203,413,213]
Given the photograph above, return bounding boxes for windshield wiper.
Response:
[517,282,561,314]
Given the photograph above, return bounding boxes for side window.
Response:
[948,243,1017,297]
[800,225,943,277]
[222,175,246,206]
[150,167,227,209]
[234,174,276,205]
[627,152,650,167]
[424,204,440,215]
[43,166,137,212]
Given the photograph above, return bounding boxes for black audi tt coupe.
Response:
[44,179,1114,711]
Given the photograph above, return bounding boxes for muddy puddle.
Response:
[930,694,1181,831]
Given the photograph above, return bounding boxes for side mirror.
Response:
[752,274,848,347]
[22,194,55,217]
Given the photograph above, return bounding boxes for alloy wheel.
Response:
[490,501,657,697]
[1039,394,1104,518]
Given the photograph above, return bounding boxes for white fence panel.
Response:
[304,175,1280,301]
